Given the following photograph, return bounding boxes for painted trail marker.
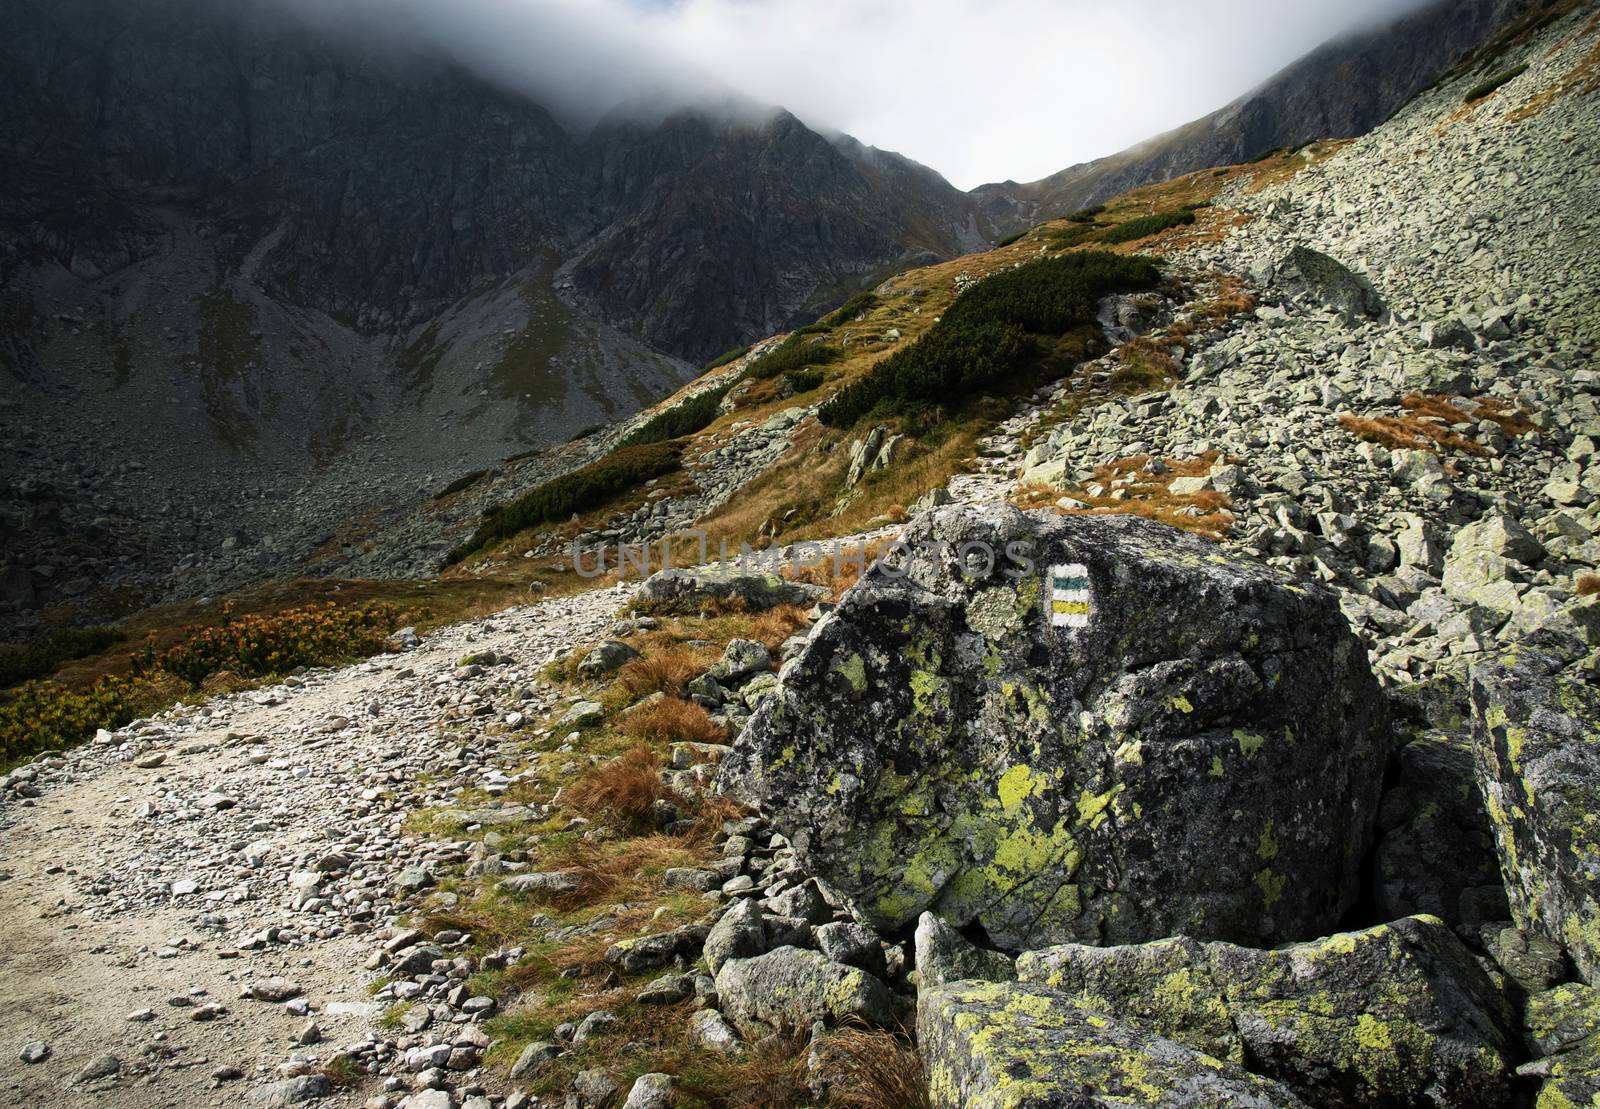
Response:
[1049,563,1090,629]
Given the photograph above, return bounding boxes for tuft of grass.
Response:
[615,646,718,699]
[815,1026,931,1109]
[1464,63,1528,102]
[677,1029,813,1109]
[1577,575,1600,597]
[620,697,729,746]
[1334,392,1531,457]
[1098,209,1197,244]
[562,743,679,834]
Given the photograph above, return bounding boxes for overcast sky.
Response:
[284,0,1438,190]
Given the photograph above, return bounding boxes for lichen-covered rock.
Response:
[918,979,1305,1109]
[1276,245,1385,324]
[635,567,825,614]
[1526,982,1600,1056]
[721,506,1390,949]
[1471,646,1600,982]
[1015,915,1513,1109]
[714,946,898,1036]
[913,911,1016,989]
[1373,678,1508,929]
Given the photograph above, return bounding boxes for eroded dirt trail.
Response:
[0,587,627,1106]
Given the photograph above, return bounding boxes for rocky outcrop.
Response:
[1471,645,1600,982]
[918,979,1304,1108]
[722,505,1390,950]
[1014,915,1514,1108]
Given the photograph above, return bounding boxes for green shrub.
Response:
[818,251,1159,428]
[0,626,123,689]
[1098,209,1196,244]
[1464,63,1527,102]
[1,676,147,765]
[618,386,732,449]
[701,346,750,373]
[996,230,1028,248]
[824,291,879,327]
[445,441,683,564]
[746,333,841,381]
[1047,224,1101,251]
[1066,205,1106,224]
[136,602,400,687]
[784,369,825,394]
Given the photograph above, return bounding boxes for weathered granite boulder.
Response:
[919,979,1305,1108]
[914,911,1016,989]
[713,946,898,1036]
[635,567,825,614]
[721,506,1390,949]
[1471,646,1600,982]
[1014,915,1514,1109]
[1525,983,1600,1105]
[1276,245,1385,324]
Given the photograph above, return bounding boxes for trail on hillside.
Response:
[0,588,625,1106]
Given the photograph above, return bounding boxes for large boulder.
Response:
[713,946,898,1036]
[1471,645,1600,982]
[919,979,1305,1109]
[1276,245,1384,324]
[720,506,1390,949]
[1014,915,1514,1109]
[635,567,825,614]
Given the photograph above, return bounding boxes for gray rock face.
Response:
[246,1075,330,1106]
[919,979,1305,1109]
[913,912,1016,989]
[713,946,898,1037]
[578,640,640,677]
[1372,678,1508,928]
[1015,915,1514,1109]
[722,506,1390,949]
[1471,645,1600,983]
[635,568,826,614]
[1276,245,1385,323]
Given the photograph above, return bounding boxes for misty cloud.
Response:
[274,0,1441,189]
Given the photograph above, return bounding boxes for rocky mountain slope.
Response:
[0,0,982,638]
[4,4,1600,1108]
[974,0,1527,223]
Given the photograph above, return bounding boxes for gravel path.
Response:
[0,586,629,1106]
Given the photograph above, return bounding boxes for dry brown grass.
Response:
[815,1026,931,1109]
[1336,392,1535,458]
[1015,452,1235,541]
[1167,273,1257,347]
[615,646,719,699]
[783,538,892,600]
[1110,338,1183,394]
[750,604,813,650]
[620,697,729,746]
[1509,10,1600,122]
[562,743,680,833]
[679,1029,814,1109]
[1338,414,1486,455]
[1578,575,1600,597]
